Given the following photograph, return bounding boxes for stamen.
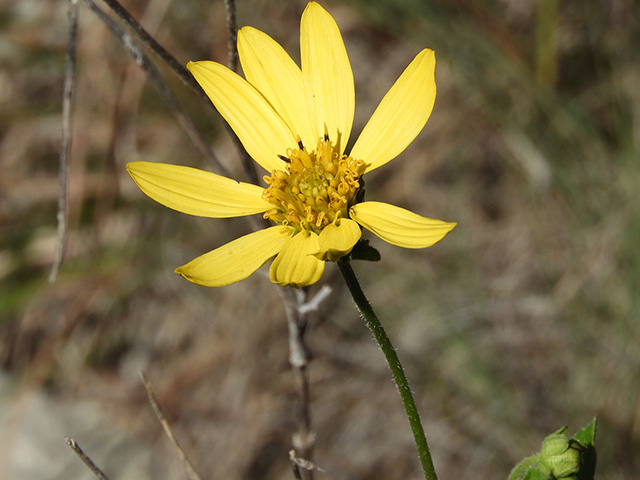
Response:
[262,133,366,235]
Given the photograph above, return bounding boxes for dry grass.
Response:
[1,0,639,479]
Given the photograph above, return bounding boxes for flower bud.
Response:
[538,427,585,478]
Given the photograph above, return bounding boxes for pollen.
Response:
[262,133,366,233]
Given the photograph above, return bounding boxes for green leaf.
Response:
[574,417,597,480]
[573,417,597,446]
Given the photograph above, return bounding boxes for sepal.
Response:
[348,239,381,262]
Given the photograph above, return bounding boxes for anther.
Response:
[278,154,291,163]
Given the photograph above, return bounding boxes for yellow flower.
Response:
[127,2,456,288]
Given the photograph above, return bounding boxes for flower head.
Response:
[127,2,456,288]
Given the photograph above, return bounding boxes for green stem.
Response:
[337,258,438,480]
[507,454,539,480]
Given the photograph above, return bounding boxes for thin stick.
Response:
[98,0,206,102]
[99,0,260,186]
[221,0,260,186]
[298,285,332,315]
[65,437,111,480]
[139,371,203,480]
[289,449,325,473]
[290,462,304,480]
[49,0,79,283]
[280,286,334,480]
[224,0,238,73]
[82,0,227,175]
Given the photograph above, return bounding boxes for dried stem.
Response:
[82,0,226,174]
[224,0,239,73]
[98,0,205,101]
[221,0,260,186]
[65,437,111,480]
[280,287,314,480]
[139,371,203,480]
[49,0,79,283]
[99,0,260,186]
[280,285,331,480]
[289,449,324,477]
[290,458,304,480]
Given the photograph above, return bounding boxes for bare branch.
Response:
[280,285,332,478]
[49,0,79,283]
[139,371,203,480]
[289,450,325,474]
[289,450,304,480]
[98,0,260,186]
[299,285,333,316]
[98,0,206,102]
[224,0,239,73]
[65,437,111,480]
[221,0,260,186]
[82,0,227,175]
[280,286,328,480]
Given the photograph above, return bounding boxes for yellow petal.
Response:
[314,218,361,261]
[187,61,293,172]
[175,226,294,287]
[237,27,317,150]
[350,201,456,248]
[350,49,436,172]
[300,2,354,154]
[127,161,270,217]
[269,230,325,287]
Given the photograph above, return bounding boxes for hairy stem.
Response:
[337,258,438,480]
[507,454,539,480]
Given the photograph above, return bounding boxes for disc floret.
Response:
[263,133,366,233]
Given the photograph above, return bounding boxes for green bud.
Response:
[538,427,585,478]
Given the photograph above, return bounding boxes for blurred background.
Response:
[1,0,638,478]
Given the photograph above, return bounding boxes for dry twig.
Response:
[98,0,206,102]
[224,0,239,73]
[98,0,260,186]
[139,371,203,480]
[220,0,260,185]
[289,449,325,476]
[280,286,332,479]
[290,450,304,480]
[65,436,111,480]
[49,0,79,283]
[82,0,226,174]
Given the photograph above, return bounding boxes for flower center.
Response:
[262,133,366,234]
